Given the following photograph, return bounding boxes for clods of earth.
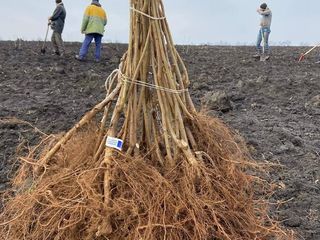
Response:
[0,41,319,239]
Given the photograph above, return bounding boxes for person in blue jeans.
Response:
[75,0,107,62]
[254,3,272,60]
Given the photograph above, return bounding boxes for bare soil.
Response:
[0,41,319,239]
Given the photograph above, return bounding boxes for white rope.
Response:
[130,7,166,20]
[105,69,120,91]
[117,69,188,94]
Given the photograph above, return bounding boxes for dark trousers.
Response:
[51,31,64,55]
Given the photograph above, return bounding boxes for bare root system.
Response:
[0,117,293,239]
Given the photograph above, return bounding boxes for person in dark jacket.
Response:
[75,0,107,62]
[48,0,66,56]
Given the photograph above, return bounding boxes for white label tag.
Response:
[106,136,123,151]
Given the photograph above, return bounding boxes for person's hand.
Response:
[48,16,51,20]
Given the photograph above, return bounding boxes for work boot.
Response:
[253,52,261,59]
[260,54,270,62]
[75,55,84,61]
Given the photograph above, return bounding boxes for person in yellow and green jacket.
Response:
[75,0,107,62]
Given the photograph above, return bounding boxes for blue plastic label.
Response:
[106,136,123,151]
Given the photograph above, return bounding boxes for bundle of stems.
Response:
[100,0,200,209]
[102,0,198,162]
[0,0,293,239]
[37,0,201,215]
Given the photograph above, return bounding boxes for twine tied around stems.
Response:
[130,6,166,20]
[116,69,188,94]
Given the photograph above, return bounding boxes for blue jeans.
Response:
[79,33,103,60]
[256,27,271,54]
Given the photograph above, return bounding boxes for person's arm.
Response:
[81,7,90,33]
[103,11,107,26]
[257,8,271,16]
[49,5,63,21]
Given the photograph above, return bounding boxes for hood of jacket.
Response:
[91,0,101,7]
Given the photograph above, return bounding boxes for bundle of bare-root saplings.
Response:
[0,0,293,239]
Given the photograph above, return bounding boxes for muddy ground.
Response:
[0,41,319,239]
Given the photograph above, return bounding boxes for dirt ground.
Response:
[0,41,319,239]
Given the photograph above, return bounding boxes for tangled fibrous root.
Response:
[0,114,293,240]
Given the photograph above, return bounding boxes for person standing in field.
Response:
[48,0,66,56]
[75,0,107,62]
[254,3,272,60]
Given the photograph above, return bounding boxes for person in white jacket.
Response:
[254,3,272,60]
